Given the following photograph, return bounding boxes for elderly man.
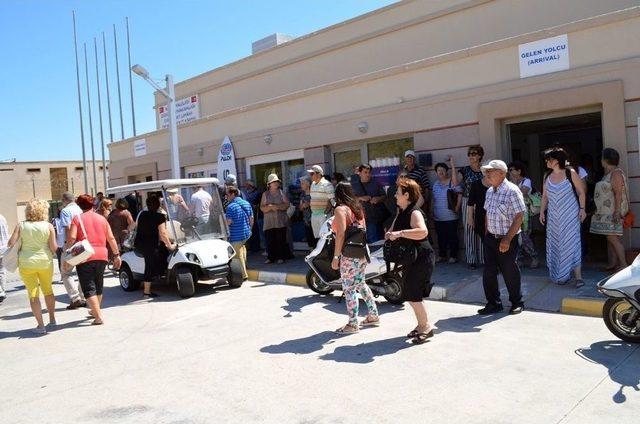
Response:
[0,213,9,302]
[308,165,335,238]
[225,186,253,281]
[479,160,527,315]
[59,192,86,309]
[190,185,212,234]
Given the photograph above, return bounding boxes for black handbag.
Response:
[342,224,369,260]
[382,211,417,269]
[446,180,459,211]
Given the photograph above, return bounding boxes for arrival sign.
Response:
[518,34,569,78]
[217,136,237,181]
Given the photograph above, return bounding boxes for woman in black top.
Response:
[385,179,435,344]
[466,176,489,237]
[134,195,176,298]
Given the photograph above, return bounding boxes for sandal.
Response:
[91,320,104,326]
[412,330,434,344]
[360,315,380,327]
[335,324,359,334]
[407,329,419,338]
[575,279,585,288]
[143,292,159,298]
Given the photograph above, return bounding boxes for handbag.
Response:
[63,214,95,266]
[341,211,369,260]
[446,181,459,212]
[528,192,542,215]
[621,172,634,229]
[0,230,21,273]
[382,211,417,268]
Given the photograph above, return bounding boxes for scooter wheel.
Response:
[603,298,640,343]
[306,269,334,295]
[383,277,404,305]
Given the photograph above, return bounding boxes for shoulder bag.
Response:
[620,170,635,229]
[383,211,418,268]
[341,209,369,261]
[63,214,95,267]
[0,223,21,273]
[446,180,459,212]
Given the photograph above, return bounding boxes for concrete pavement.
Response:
[247,251,611,317]
[0,273,638,424]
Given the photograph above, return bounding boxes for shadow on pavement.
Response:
[260,330,347,355]
[0,318,87,340]
[434,312,505,334]
[318,336,418,364]
[280,294,403,318]
[575,340,640,404]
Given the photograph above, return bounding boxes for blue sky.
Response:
[0,0,396,162]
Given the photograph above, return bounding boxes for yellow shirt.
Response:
[18,221,53,270]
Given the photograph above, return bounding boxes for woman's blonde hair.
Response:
[25,199,50,222]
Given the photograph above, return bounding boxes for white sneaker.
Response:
[32,326,47,335]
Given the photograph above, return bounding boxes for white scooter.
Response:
[597,254,640,343]
[305,216,418,305]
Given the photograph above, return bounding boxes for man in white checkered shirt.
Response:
[0,214,9,302]
[479,160,527,316]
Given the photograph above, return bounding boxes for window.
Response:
[367,138,413,166]
[26,168,41,173]
[75,167,83,171]
[334,150,361,178]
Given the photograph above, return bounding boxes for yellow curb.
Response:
[247,270,260,281]
[285,273,307,287]
[561,297,604,317]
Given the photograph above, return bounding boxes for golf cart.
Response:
[106,178,244,298]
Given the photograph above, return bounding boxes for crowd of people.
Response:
[0,144,633,340]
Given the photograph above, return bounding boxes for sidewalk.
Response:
[247,251,609,317]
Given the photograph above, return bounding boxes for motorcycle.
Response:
[597,254,640,343]
[304,217,406,305]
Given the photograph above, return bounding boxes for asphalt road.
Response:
[0,274,638,424]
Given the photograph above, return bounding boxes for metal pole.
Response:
[126,17,136,136]
[113,24,125,140]
[102,32,114,143]
[94,38,108,191]
[84,43,98,194]
[72,11,89,193]
[166,74,181,179]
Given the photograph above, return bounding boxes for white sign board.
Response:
[518,34,569,78]
[217,136,237,181]
[158,95,200,129]
[134,139,147,157]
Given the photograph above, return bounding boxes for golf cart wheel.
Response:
[176,266,195,298]
[383,277,404,305]
[306,269,334,295]
[603,298,640,343]
[119,265,140,292]
[227,260,244,288]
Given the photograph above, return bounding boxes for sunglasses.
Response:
[468,152,481,157]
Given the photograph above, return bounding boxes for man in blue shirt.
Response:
[225,186,254,281]
[353,164,386,242]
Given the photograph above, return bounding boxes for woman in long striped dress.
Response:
[539,148,587,286]
[452,145,485,269]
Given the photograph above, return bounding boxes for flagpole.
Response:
[126,17,136,136]
[94,38,108,190]
[72,11,89,193]
[113,24,125,140]
[84,43,98,195]
[102,32,114,143]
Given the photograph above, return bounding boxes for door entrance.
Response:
[508,111,606,262]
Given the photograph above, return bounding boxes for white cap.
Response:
[166,188,179,194]
[266,173,280,184]
[306,165,324,175]
[481,160,508,173]
[224,174,237,185]
[404,150,416,158]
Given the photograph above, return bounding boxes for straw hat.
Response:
[266,173,280,184]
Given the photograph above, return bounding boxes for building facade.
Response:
[108,0,640,250]
[0,161,107,229]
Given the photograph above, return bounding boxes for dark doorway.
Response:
[508,111,606,262]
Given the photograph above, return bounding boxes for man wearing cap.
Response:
[404,150,431,209]
[479,159,527,315]
[308,165,335,238]
[225,186,253,281]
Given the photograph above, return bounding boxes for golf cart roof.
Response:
[106,178,220,195]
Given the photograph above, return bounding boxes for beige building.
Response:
[108,0,640,251]
[0,161,107,229]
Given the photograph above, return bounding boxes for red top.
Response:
[71,211,109,262]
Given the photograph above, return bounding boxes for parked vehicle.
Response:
[106,178,243,298]
[304,216,410,305]
[597,254,640,343]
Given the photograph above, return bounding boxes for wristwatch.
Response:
[333,255,340,260]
